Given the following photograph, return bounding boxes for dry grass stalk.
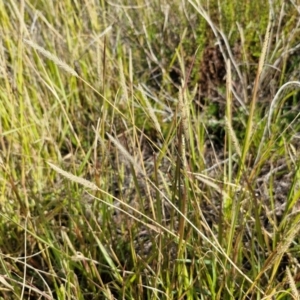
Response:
[47,162,98,190]
[23,39,78,77]
[286,267,299,299]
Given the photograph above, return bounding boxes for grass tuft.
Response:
[2,0,300,299]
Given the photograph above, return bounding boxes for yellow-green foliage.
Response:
[1,0,300,299]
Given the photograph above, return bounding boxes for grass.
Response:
[1,0,300,299]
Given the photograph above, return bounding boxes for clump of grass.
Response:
[1,0,300,299]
